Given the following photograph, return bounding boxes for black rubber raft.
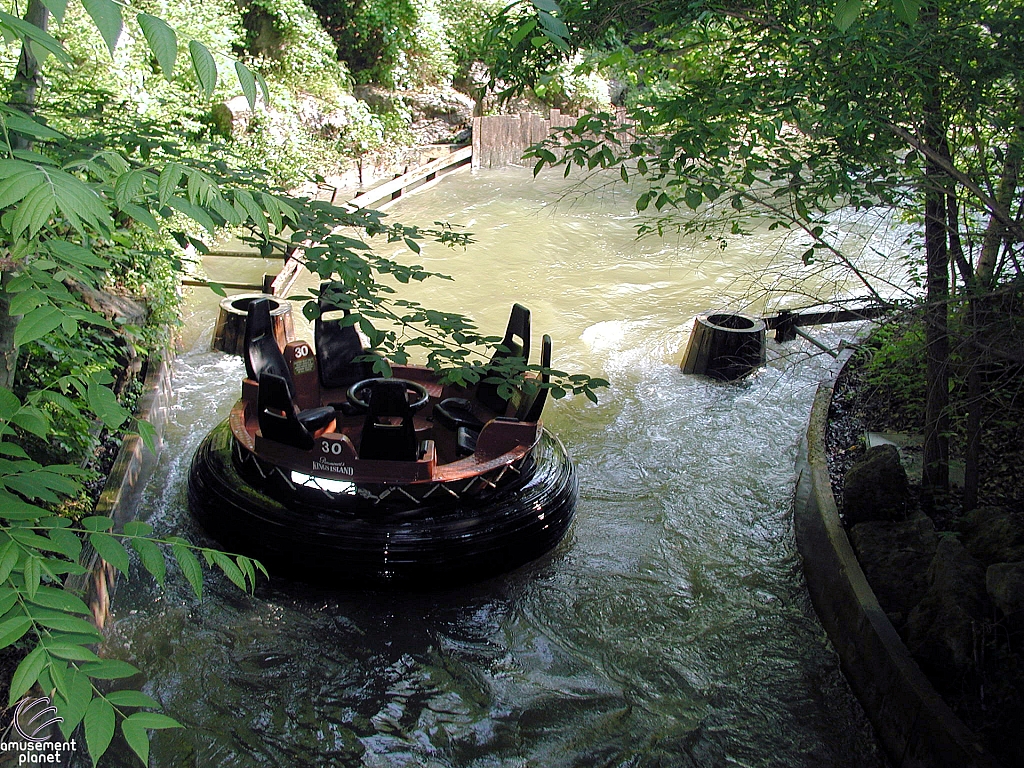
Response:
[188,420,578,586]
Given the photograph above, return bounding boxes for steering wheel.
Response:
[345,377,430,413]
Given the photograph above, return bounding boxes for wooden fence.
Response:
[471,108,628,169]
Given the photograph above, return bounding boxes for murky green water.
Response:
[92,168,891,767]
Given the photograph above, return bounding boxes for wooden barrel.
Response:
[680,312,766,381]
[211,294,294,356]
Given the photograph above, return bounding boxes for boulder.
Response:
[842,443,909,525]
[211,95,253,137]
[905,537,989,676]
[958,506,1024,565]
[849,514,939,625]
[987,562,1024,636]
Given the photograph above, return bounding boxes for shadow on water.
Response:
[85,168,889,768]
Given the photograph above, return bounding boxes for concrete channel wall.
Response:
[793,353,1002,768]
[76,354,174,629]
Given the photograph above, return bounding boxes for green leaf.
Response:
[54,667,92,737]
[121,717,150,766]
[189,40,218,98]
[81,658,140,680]
[235,61,258,109]
[891,0,920,24]
[40,0,68,24]
[131,537,166,585]
[105,690,161,708]
[123,712,182,730]
[0,491,46,520]
[34,614,101,636]
[834,0,863,31]
[44,643,101,662]
[0,110,65,141]
[0,10,72,63]
[122,521,153,537]
[87,382,129,430]
[137,13,177,80]
[82,516,114,532]
[9,646,47,704]
[0,541,19,582]
[172,544,203,600]
[23,555,41,599]
[509,18,537,49]
[254,70,271,103]
[532,0,560,13]
[81,0,123,55]
[157,162,184,206]
[137,418,158,455]
[28,586,91,615]
[46,527,83,561]
[13,305,63,348]
[85,696,115,766]
[0,616,32,649]
[119,202,161,231]
[212,552,246,591]
[11,405,50,437]
[89,532,130,574]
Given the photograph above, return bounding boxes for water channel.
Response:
[91,167,903,767]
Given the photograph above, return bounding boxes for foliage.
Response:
[240,0,352,99]
[858,318,929,420]
[306,0,440,89]
[494,0,1024,495]
[0,5,608,763]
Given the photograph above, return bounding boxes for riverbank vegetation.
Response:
[0,1,610,764]
[507,0,1023,511]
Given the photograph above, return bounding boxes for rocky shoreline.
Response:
[825,352,1024,767]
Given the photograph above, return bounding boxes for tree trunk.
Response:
[0,0,50,391]
[961,96,1023,511]
[920,1,950,493]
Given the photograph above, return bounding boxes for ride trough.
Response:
[188,285,578,586]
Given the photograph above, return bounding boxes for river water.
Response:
[93,167,894,767]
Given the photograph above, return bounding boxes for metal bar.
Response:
[204,250,277,259]
[182,279,262,290]
[764,306,891,330]
[793,326,839,357]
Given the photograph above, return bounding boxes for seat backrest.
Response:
[244,297,294,397]
[477,304,531,414]
[257,373,314,450]
[358,380,418,461]
[516,334,552,423]
[493,303,530,363]
[315,281,374,390]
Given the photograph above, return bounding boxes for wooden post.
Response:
[212,294,294,356]
[680,312,766,381]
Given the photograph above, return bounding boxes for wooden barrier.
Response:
[472,108,628,168]
[345,145,472,211]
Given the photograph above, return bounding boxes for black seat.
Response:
[433,397,486,457]
[244,297,293,394]
[244,298,335,448]
[477,303,531,414]
[358,380,419,461]
[516,334,552,423]
[257,373,336,450]
[316,281,376,390]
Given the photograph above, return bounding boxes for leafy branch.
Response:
[0,509,265,766]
